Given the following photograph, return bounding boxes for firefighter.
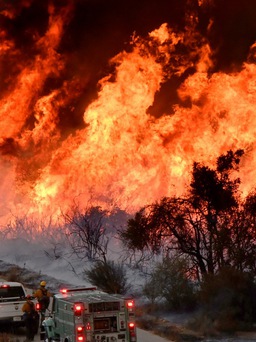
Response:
[34,281,51,326]
[22,294,39,341]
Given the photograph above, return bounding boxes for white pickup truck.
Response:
[0,281,28,328]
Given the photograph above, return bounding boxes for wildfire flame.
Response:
[0,1,256,225]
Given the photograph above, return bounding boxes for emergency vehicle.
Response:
[41,287,136,342]
[0,281,30,328]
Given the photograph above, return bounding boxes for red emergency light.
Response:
[86,322,91,330]
[128,322,136,341]
[0,284,9,288]
[77,326,84,333]
[60,287,96,294]
[60,289,68,294]
[126,300,134,308]
[74,303,84,316]
[76,325,84,342]
[75,304,82,311]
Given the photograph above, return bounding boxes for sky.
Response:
[1,0,256,225]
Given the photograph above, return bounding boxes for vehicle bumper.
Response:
[0,316,25,327]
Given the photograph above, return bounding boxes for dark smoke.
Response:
[198,0,256,72]
[1,0,256,130]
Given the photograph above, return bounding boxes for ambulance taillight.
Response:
[74,303,84,316]
[126,299,135,312]
[76,326,85,342]
[127,301,134,308]
[128,322,136,342]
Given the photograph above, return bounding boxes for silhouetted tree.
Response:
[120,150,256,279]
[64,206,110,262]
[228,190,256,273]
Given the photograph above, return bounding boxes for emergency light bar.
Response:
[60,287,97,294]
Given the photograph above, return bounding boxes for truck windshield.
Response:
[0,286,25,299]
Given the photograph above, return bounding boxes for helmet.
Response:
[40,281,47,287]
[26,294,32,300]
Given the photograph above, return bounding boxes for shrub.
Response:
[142,257,196,311]
[85,260,130,294]
[199,267,256,332]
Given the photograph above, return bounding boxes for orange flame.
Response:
[0,5,256,224]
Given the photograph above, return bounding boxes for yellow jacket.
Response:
[34,287,51,300]
[22,301,35,313]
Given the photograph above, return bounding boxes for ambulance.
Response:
[41,287,136,342]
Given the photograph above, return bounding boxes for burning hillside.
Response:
[0,0,256,224]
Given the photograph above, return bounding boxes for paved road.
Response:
[1,326,172,342]
[1,325,174,342]
[2,325,256,342]
[137,327,173,341]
